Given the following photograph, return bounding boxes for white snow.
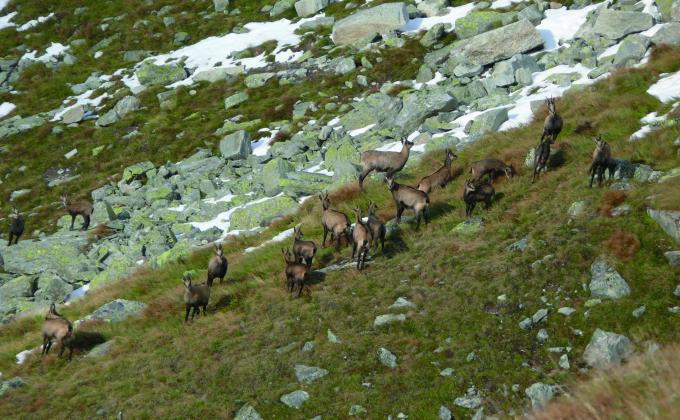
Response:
[0,102,16,119]
[21,42,70,63]
[252,129,281,156]
[641,23,666,37]
[402,3,476,33]
[629,125,654,141]
[328,117,341,126]
[244,228,294,253]
[647,71,680,103]
[537,3,603,51]
[190,194,281,239]
[0,11,16,30]
[16,12,54,32]
[0,0,11,11]
[414,71,446,89]
[16,347,40,364]
[305,163,334,176]
[598,42,621,59]
[51,89,109,121]
[204,193,236,205]
[491,0,524,9]
[64,283,90,303]
[349,123,376,137]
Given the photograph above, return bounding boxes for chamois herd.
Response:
[10,99,622,359]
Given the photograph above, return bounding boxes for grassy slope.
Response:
[0,47,679,418]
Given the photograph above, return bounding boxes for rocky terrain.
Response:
[0,0,679,418]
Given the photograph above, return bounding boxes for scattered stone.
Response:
[469,107,509,136]
[525,382,556,410]
[0,377,25,397]
[583,328,634,369]
[244,72,275,88]
[506,237,529,252]
[9,189,31,201]
[440,367,454,377]
[224,91,249,110]
[76,299,147,325]
[234,404,263,420]
[85,340,114,358]
[420,22,447,48]
[390,297,416,310]
[374,313,407,327]
[280,390,309,409]
[454,395,482,410]
[568,201,587,218]
[532,308,548,324]
[557,307,576,316]
[61,105,87,124]
[559,354,570,369]
[589,259,631,299]
[219,130,252,160]
[418,0,450,17]
[519,317,533,330]
[591,10,654,40]
[674,284,680,297]
[135,61,187,86]
[295,0,329,18]
[439,405,452,420]
[377,347,398,368]
[348,405,368,415]
[331,3,409,45]
[302,341,315,352]
[294,364,328,384]
[327,329,341,343]
[536,328,549,343]
[632,305,646,318]
[647,210,680,245]
[651,23,680,46]
[669,306,680,314]
[610,204,631,217]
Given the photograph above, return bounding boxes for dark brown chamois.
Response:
[61,195,94,231]
[292,225,317,267]
[207,243,228,287]
[531,139,552,183]
[319,192,352,250]
[463,179,495,217]
[351,208,373,270]
[282,248,310,298]
[469,158,515,183]
[358,138,413,190]
[540,97,563,144]
[183,273,210,322]
[8,207,24,246]
[367,201,386,253]
[417,149,458,194]
[42,303,74,360]
[589,135,612,188]
[386,175,430,231]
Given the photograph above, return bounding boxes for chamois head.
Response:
[546,97,557,115]
[594,134,607,148]
[213,242,224,258]
[182,273,193,289]
[445,149,457,165]
[368,201,378,216]
[401,137,414,151]
[318,192,331,210]
[60,195,68,208]
[385,175,396,191]
[293,225,304,240]
[10,207,19,218]
[464,179,476,193]
[281,247,295,263]
[504,165,516,180]
[354,208,363,222]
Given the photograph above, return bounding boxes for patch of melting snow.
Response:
[52,89,110,121]
[641,23,665,37]
[537,3,603,51]
[328,117,341,126]
[0,11,16,31]
[305,163,334,176]
[0,102,16,119]
[647,71,680,103]
[598,42,621,59]
[16,12,54,32]
[252,129,279,156]
[204,193,236,205]
[491,0,524,9]
[244,228,294,253]
[190,194,282,239]
[349,123,376,137]
[413,72,446,89]
[16,347,40,365]
[21,42,70,63]
[64,283,90,303]
[401,3,476,33]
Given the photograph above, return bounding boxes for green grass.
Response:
[0,47,679,418]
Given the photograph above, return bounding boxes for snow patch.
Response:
[537,3,603,51]
[349,123,376,137]
[21,42,70,63]
[647,71,680,103]
[17,12,54,32]
[244,228,295,254]
[0,102,16,119]
[0,11,16,30]
[402,3,476,33]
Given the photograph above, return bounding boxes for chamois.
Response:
[61,195,94,231]
[182,273,210,322]
[386,175,430,231]
[319,192,352,250]
[417,149,458,194]
[282,248,309,297]
[8,208,24,246]
[358,138,414,190]
[531,139,552,183]
[42,303,73,360]
[589,135,612,188]
[541,97,563,143]
[463,179,495,217]
[367,201,386,253]
[292,225,317,267]
[469,158,515,183]
[352,208,373,270]
[207,243,228,287]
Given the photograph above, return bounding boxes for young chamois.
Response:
[319,192,352,250]
[589,135,612,188]
[417,149,458,194]
[8,208,24,246]
[463,179,495,217]
[469,158,515,183]
[292,225,317,267]
[352,208,373,270]
[531,139,552,183]
[207,243,228,287]
[61,195,94,231]
[367,201,386,253]
[42,303,73,360]
[540,97,563,144]
[182,273,210,322]
[358,138,414,190]
[282,248,309,298]
[386,175,430,231]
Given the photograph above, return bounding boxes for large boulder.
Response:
[339,92,402,130]
[451,19,543,67]
[76,299,147,325]
[648,209,680,244]
[135,61,187,86]
[525,382,557,410]
[395,90,457,134]
[229,195,298,230]
[583,328,633,369]
[331,3,409,45]
[651,22,680,46]
[469,107,509,136]
[589,259,631,299]
[417,0,450,17]
[219,130,252,160]
[33,271,74,303]
[294,0,329,18]
[612,34,649,68]
[454,11,507,40]
[591,10,654,40]
[261,158,294,196]
[234,404,263,420]
[491,54,540,87]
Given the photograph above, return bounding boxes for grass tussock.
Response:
[604,231,641,261]
[597,190,627,217]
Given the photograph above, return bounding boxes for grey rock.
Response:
[174,32,191,45]
[591,10,654,40]
[469,107,508,136]
[532,308,548,324]
[194,66,243,83]
[377,347,397,368]
[390,297,416,309]
[453,62,483,78]
[299,16,335,30]
[327,329,341,343]
[439,405,452,420]
[123,50,149,62]
[420,22,447,48]
[270,0,296,17]
[518,5,544,25]
[632,305,646,318]
[213,0,230,12]
[664,251,680,268]
[61,105,87,124]
[113,96,141,118]
[0,377,25,397]
[440,367,454,376]
[491,54,540,87]
[589,259,631,299]
[332,3,409,45]
[506,237,529,252]
[85,340,114,358]
[280,390,309,409]
[220,130,252,160]
[674,284,680,297]
[294,364,328,384]
[395,90,457,134]
[568,200,587,218]
[583,328,634,369]
[525,382,556,409]
[558,307,576,316]
[334,57,356,75]
[0,115,46,139]
[454,396,482,409]
[536,328,549,343]
[418,0,450,17]
[613,34,649,68]
[33,271,74,303]
[77,299,147,325]
[244,72,275,88]
[348,405,368,415]
[234,404,263,420]
[610,204,631,217]
[224,91,249,110]
[295,0,329,18]
[647,209,680,244]
[157,90,177,110]
[519,317,533,330]
[651,23,680,46]
[559,354,570,369]
[374,313,406,327]
[135,61,187,86]
[455,10,508,39]
[96,109,119,127]
[302,341,315,352]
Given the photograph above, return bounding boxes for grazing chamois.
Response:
[292,225,317,267]
[541,97,563,144]
[42,303,73,360]
[589,135,612,188]
[182,273,210,322]
[207,243,228,287]
[386,175,430,231]
[358,138,414,189]
[463,179,495,217]
[531,139,552,183]
[367,201,386,253]
[61,195,94,231]
[8,208,24,246]
[282,248,309,298]
[417,149,458,194]
[352,208,373,270]
[319,192,352,250]
[469,158,515,183]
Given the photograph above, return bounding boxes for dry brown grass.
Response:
[534,344,680,420]
[597,190,627,217]
[604,230,640,261]
[268,130,291,145]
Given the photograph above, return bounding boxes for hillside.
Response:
[1,0,680,418]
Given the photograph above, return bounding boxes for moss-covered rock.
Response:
[455,11,507,40]
[135,61,188,86]
[229,196,298,231]
[262,158,294,196]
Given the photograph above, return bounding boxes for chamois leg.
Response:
[351,241,357,261]
[358,168,372,190]
[69,215,75,231]
[82,215,90,231]
[185,305,191,322]
[202,304,207,316]
[58,339,66,358]
[7,234,13,246]
[396,203,404,224]
[335,232,342,251]
[415,210,422,231]
[207,274,214,288]
[598,165,606,187]
[42,336,49,355]
[297,279,304,298]
[68,342,73,361]
[485,197,492,210]
[589,166,596,188]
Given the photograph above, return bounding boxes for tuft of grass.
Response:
[603,230,641,261]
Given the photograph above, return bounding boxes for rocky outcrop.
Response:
[591,10,654,40]
[331,3,409,45]
[583,328,633,369]
[589,259,631,299]
[294,0,328,18]
[135,61,188,86]
[647,209,680,244]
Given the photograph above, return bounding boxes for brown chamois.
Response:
[292,225,317,267]
[463,179,495,217]
[319,192,352,250]
[540,97,563,143]
[8,207,25,246]
[417,149,458,194]
[42,303,74,360]
[358,138,414,190]
[367,201,386,253]
[182,273,210,322]
[352,208,373,270]
[282,248,310,298]
[207,243,228,287]
[531,139,552,183]
[61,195,94,231]
[469,158,515,183]
[589,135,612,188]
[386,175,430,231]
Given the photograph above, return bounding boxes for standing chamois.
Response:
[183,273,210,322]
[463,179,495,217]
[8,208,24,246]
[358,138,414,190]
[540,97,563,144]
[207,243,228,287]
[61,195,94,231]
[282,248,309,298]
[42,303,74,360]
[386,175,430,231]
[367,201,386,253]
[531,139,552,184]
[319,192,352,250]
[352,208,373,270]
[417,149,458,194]
[589,135,612,188]
[469,158,515,183]
[292,225,317,267]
